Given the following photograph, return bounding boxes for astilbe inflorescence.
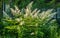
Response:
[2,1,59,38]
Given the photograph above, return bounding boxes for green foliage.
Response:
[1,1,60,38]
[0,0,2,9]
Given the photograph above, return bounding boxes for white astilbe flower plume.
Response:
[10,6,20,16]
[32,8,37,14]
[33,10,40,17]
[39,9,56,20]
[24,2,33,17]
[10,1,56,26]
[26,1,33,10]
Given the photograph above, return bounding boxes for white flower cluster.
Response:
[7,1,56,26]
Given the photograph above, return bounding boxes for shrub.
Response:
[2,1,60,38]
